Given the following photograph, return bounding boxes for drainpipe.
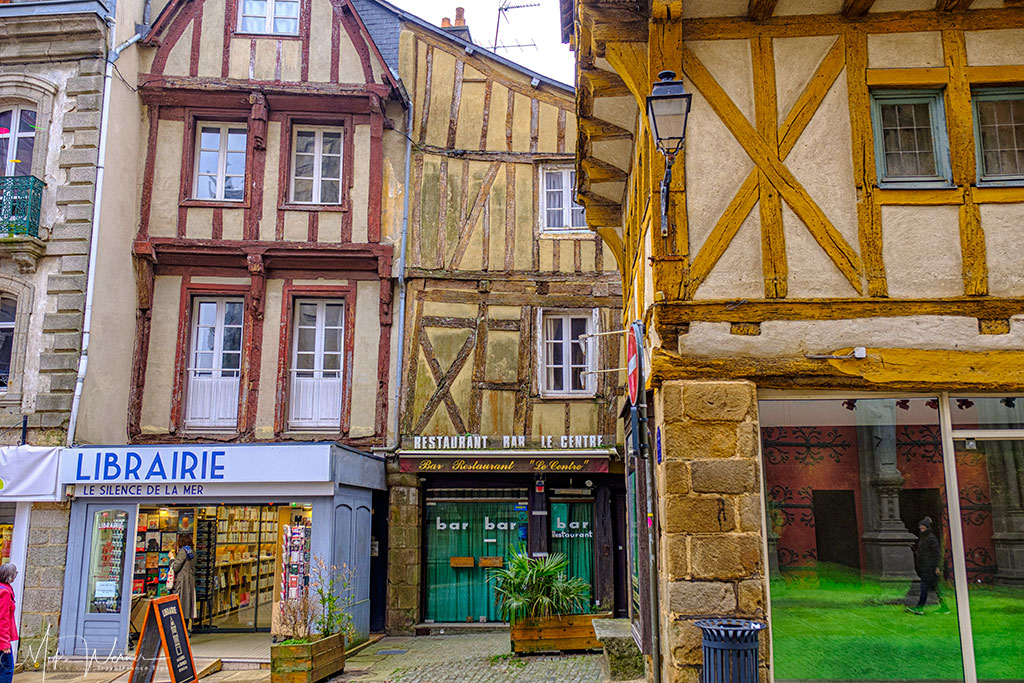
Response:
[385,96,414,453]
[66,24,143,447]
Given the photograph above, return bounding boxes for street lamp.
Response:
[646,70,692,237]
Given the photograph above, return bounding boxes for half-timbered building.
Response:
[352,2,628,633]
[56,0,399,656]
[564,0,1024,681]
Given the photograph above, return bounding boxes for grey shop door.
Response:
[71,504,137,656]
[334,488,372,643]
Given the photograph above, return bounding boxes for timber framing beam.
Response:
[937,0,976,11]
[650,347,1024,391]
[748,0,778,21]
[652,296,1024,325]
[841,0,877,17]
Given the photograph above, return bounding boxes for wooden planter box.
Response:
[271,633,345,683]
[510,613,609,654]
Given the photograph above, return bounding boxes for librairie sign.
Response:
[59,444,334,497]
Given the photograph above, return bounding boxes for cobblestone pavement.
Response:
[335,632,605,683]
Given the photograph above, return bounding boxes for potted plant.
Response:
[489,545,608,654]
[271,558,357,683]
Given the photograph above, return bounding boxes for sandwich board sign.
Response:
[128,595,197,683]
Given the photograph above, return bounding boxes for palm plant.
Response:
[488,545,590,623]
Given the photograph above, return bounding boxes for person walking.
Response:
[0,563,19,683]
[908,517,949,615]
[171,534,197,630]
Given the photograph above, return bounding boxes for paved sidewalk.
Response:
[335,632,605,683]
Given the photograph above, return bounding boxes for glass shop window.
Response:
[87,509,130,613]
[760,398,964,681]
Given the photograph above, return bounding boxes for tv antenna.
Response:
[492,0,540,53]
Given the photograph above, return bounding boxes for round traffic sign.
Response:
[626,325,639,405]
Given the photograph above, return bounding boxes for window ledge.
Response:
[538,392,598,400]
[539,230,594,240]
[278,202,350,213]
[181,199,250,209]
[233,31,302,40]
[0,235,46,274]
[282,429,342,439]
[0,393,22,408]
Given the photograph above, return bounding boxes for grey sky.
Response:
[384,0,575,86]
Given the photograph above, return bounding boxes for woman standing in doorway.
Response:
[172,534,197,630]
[0,564,18,683]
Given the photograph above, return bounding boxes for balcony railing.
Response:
[0,176,43,239]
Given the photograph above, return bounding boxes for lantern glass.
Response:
[646,71,692,156]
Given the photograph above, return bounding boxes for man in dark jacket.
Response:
[908,517,949,614]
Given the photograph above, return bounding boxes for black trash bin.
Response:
[694,618,767,683]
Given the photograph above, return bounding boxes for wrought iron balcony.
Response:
[0,175,44,239]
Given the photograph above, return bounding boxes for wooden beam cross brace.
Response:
[747,0,778,21]
[687,38,864,295]
[841,0,877,17]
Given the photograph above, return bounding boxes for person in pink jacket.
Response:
[0,563,18,683]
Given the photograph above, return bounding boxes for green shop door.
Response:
[550,501,595,609]
[425,500,524,622]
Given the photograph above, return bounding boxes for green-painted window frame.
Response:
[972,87,1024,186]
[870,89,953,188]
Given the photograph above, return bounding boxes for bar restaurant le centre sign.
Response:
[401,434,614,474]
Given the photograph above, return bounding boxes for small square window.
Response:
[539,310,596,397]
[540,166,587,232]
[193,123,247,201]
[290,127,344,205]
[239,0,299,35]
[973,88,1024,185]
[870,90,952,187]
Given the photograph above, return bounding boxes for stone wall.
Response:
[0,13,106,441]
[385,460,421,635]
[655,380,769,683]
[19,502,70,662]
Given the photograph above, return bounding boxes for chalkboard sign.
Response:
[129,595,197,683]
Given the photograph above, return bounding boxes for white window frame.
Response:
[537,309,598,398]
[192,122,247,202]
[185,297,244,431]
[539,165,587,233]
[288,299,345,430]
[237,0,299,35]
[289,126,344,205]
[0,297,15,391]
[0,105,36,177]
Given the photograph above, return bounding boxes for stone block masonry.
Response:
[655,380,769,683]
[385,461,422,635]
[19,503,71,661]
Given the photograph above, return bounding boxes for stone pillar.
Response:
[857,400,916,583]
[19,502,70,662]
[385,460,422,635]
[655,380,768,683]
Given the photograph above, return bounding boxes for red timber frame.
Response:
[129,241,393,446]
[131,0,400,447]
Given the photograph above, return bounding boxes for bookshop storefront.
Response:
[55,443,384,656]
[398,435,627,624]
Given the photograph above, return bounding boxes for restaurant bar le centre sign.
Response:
[400,433,615,474]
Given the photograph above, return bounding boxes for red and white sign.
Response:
[626,324,640,406]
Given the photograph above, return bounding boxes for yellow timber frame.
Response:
[571,2,1024,391]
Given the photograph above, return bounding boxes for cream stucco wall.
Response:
[349,280,381,439]
[139,275,181,434]
[76,20,145,444]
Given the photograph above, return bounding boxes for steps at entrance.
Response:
[414,622,509,636]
